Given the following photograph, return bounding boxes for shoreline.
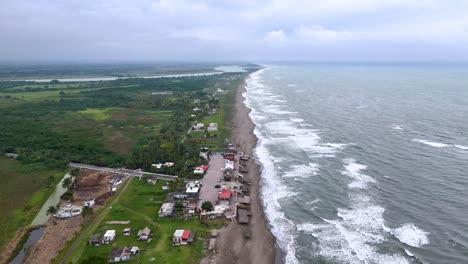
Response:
[210,71,281,264]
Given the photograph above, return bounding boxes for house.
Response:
[193,123,204,131]
[238,196,251,205]
[224,154,235,161]
[172,229,195,245]
[186,181,201,194]
[108,247,131,262]
[207,122,218,131]
[199,148,210,161]
[193,164,208,174]
[130,246,140,255]
[137,227,151,241]
[218,189,231,204]
[159,203,175,217]
[88,233,102,246]
[164,162,174,167]
[123,228,132,236]
[151,163,163,169]
[103,230,116,243]
[193,107,201,111]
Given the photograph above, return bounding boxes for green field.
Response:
[0,157,63,252]
[61,178,222,264]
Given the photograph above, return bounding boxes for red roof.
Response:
[182,230,190,240]
[225,155,235,161]
[195,164,209,171]
[219,189,231,199]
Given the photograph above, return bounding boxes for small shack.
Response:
[108,247,131,262]
[123,228,132,236]
[137,227,151,241]
[103,230,116,243]
[238,209,250,225]
[88,233,102,246]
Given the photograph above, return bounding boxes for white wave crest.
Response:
[342,159,376,189]
[454,144,468,150]
[412,139,450,148]
[283,163,319,178]
[392,224,430,248]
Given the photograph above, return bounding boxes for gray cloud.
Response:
[1,0,467,62]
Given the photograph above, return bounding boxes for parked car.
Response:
[214,184,221,188]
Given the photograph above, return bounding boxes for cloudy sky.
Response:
[1,0,468,62]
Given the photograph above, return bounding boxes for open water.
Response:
[244,64,468,264]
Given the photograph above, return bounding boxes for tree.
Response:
[201,201,213,211]
[46,205,58,216]
[70,168,80,177]
[82,206,94,221]
[62,177,72,189]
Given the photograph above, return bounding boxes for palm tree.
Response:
[62,177,72,190]
[81,206,94,221]
[46,206,58,216]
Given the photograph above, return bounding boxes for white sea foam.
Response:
[392,224,430,248]
[392,125,403,130]
[298,195,410,264]
[342,159,376,189]
[283,163,319,178]
[245,68,300,264]
[291,118,304,123]
[412,139,450,148]
[454,144,468,150]
[287,84,297,87]
[295,89,306,93]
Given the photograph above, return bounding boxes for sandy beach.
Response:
[210,74,278,264]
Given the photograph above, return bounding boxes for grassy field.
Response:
[61,178,222,264]
[0,157,63,252]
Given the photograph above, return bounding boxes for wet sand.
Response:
[210,75,278,264]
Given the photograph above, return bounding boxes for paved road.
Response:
[68,162,179,181]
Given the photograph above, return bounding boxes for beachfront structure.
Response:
[172,229,195,245]
[103,230,116,243]
[218,189,231,206]
[207,122,218,131]
[137,227,151,241]
[159,202,175,217]
[108,247,131,262]
[224,160,234,170]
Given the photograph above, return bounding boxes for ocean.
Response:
[244,64,468,264]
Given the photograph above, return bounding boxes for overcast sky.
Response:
[1,0,468,62]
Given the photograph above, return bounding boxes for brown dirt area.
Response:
[23,217,83,264]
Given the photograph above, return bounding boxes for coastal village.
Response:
[1,70,269,264]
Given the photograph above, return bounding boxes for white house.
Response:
[137,227,151,241]
[108,247,131,262]
[159,203,175,217]
[193,123,204,130]
[103,230,116,243]
[172,229,195,245]
[207,122,218,131]
[186,181,201,194]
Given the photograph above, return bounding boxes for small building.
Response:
[130,246,140,255]
[224,160,234,170]
[159,203,175,217]
[208,238,216,251]
[218,189,231,203]
[207,122,218,131]
[123,228,132,236]
[193,123,204,130]
[172,229,195,245]
[137,227,151,241]
[193,164,208,174]
[103,230,116,243]
[238,196,251,205]
[186,181,201,194]
[88,233,102,246]
[193,107,201,112]
[108,247,131,262]
[238,209,250,225]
